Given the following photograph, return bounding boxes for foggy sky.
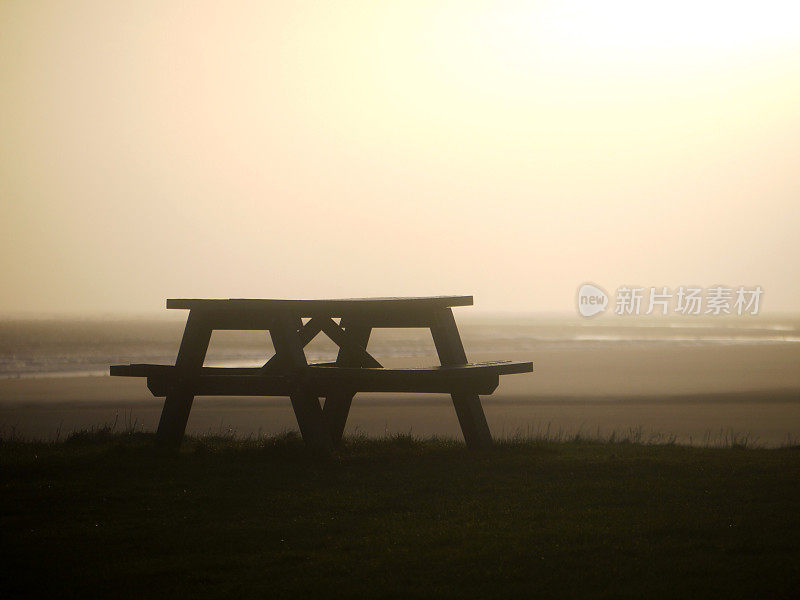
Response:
[2,1,799,315]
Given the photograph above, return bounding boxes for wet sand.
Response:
[2,345,798,446]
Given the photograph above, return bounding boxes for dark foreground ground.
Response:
[1,432,799,599]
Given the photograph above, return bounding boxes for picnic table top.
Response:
[166,296,474,313]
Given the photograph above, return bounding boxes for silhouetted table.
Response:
[111,296,532,451]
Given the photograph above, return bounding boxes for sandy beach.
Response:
[3,345,798,446]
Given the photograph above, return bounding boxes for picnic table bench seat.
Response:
[110,360,532,396]
[110,296,533,451]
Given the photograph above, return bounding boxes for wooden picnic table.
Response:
[110,296,532,451]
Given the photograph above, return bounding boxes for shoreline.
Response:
[1,374,798,446]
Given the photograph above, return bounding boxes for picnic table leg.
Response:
[430,308,493,450]
[323,317,372,445]
[156,311,212,447]
[269,315,333,454]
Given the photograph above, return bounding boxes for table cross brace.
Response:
[261,316,382,373]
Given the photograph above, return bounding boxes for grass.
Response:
[1,429,799,599]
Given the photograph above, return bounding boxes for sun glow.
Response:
[1,0,799,312]
[435,0,800,64]
[389,0,800,97]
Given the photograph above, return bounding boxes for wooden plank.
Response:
[267,315,307,372]
[155,311,211,448]
[124,361,528,397]
[113,365,267,377]
[430,307,493,450]
[145,372,499,397]
[309,368,499,395]
[166,296,473,314]
[261,317,324,373]
[147,375,291,397]
[111,361,532,380]
[174,309,279,330]
[335,310,436,328]
[269,314,332,453]
[430,308,470,365]
[312,361,531,377]
[323,317,371,445]
[317,318,382,368]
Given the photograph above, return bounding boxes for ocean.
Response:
[1,314,798,380]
